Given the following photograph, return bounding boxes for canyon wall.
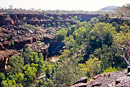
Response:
[0,13,100,26]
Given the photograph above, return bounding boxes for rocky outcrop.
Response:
[0,50,16,71]
[0,24,47,49]
[70,68,130,87]
[86,69,130,87]
[0,13,100,26]
[10,14,18,25]
[110,17,130,24]
[70,77,87,87]
[0,14,16,25]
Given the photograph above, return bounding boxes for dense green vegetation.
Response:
[0,47,56,87]
[53,16,129,86]
[1,4,130,87]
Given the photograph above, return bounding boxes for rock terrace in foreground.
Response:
[87,70,130,87]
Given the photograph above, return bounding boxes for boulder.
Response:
[77,77,88,83]
[71,77,87,87]
[0,50,17,71]
[70,83,87,87]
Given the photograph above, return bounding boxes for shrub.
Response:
[78,57,102,77]
[4,37,7,41]
[23,17,26,20]
[11,41,15,46]
[103,67,118,73]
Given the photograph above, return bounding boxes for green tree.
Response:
[64,35,76,49]
[55,28,67,41]
[0,73,5,82]
[90,17,99,25]
[49,16,54,20]
[1,79,22,87]
[43,79,54,87]
[53,58,83,87]
[15,73,24,83]
[79,57,101,77]
[88,22,115,50]
[8,55,24,74]
[24,64,37,82]
[45,64,52,78]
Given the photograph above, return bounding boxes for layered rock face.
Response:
[0,23,51,71]
[0,13,100,26]
[0,25,49,71]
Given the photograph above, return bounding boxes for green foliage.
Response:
[0,73,5,82]
[57,22,60,26]
[43,79,54,87]
[90,17,99,25]
[87,22,115,57]
[11,41,15,46]
[23,47,40,64]
[89,45,121,70]
[49,16,54,20]
[58,16,63,20]
[55,28,67,41]
[59,49,70,58]
[1,14,129,87]
[42,24,44,27]
[48,23,51,27]
[7,15,10,18]
[65,35,76,48]
[45,63,52,78]
[74,16,77,20]
[112,22,121,32]
[23,17,26,20]
[79,57,101,77]
[113,25,130,48]
[4,37,7,41]
[8,55,24,74]
[103,67,118,73]
[24,64,37,82]
[98,14,111,23]
[1,79,22,87]
[1,47,48,87]
[52,22,56,26]
[53,58,84,87]
[15,73,24,83]
[65,22,70,26]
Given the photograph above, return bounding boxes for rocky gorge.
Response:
[0,13,100,71]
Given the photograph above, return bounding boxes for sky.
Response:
[0,0,130,11]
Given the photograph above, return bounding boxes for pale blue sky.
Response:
[0,0,130,11]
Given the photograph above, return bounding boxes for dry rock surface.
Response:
[87,70,130,87]
[71,70,130,87]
